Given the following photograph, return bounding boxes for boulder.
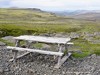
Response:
[0,42,6,46]
[2,36,15,43]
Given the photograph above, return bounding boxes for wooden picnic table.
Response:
[7,35,73,68]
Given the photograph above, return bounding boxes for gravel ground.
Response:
[0,43,100,75]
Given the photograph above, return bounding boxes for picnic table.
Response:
[7,35,73,68]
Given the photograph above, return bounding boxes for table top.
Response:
[13,35,71,44]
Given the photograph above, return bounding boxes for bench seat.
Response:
[7,46,64,56]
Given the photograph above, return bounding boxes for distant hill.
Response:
[1,8,100,22]
[72,11,100,21]
[10,7,43,11]
[0,8,57,22]
[53,10,100,21]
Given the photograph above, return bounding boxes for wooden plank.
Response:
[9,52,30,62]
[7,46,64,56]
[67,42,74,45]
[54,53,72,68]
[13,35,71,44]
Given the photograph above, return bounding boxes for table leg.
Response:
[26,40,32,56]
[54,43,71,68]
[26,40,31,48]
[57,44,62,66]
[65,44,68,55]
[12,40,20,62]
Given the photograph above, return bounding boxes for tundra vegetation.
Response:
[0,8,100,58]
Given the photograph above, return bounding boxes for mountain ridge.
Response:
[52,10,100,21]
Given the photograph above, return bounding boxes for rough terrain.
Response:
[0,42,100,75]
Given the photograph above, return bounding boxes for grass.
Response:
[79,23,100,33]
[72,38,100,58]
[0,24,81,37]
[72,51,90,58]
[33,43,43,49]
[0,8,55,21]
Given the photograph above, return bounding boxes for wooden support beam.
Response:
[7,46,64,56]
[54,53,72,68]
[65,43,68,55]
[9,52,30,62]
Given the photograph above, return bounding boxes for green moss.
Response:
[0,24,82,37]
[94,49,100,55]
[33,43,43,49]
[72,38,100,57]
[72,51,90,58]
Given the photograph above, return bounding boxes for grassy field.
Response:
[72,38,100,58]
[0,8,100,58]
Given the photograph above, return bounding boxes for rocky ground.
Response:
[0,42,100,75]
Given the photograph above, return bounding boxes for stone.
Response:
[2,36,15,43]
[55,33,63,37]
[91,40,100,44]
[70,32,80,39]
[76,50,83,54]
[62,71,66,74]
[42,44,51,50]
[0,68,4,73]
[0,41,6,46]
[91,54,96,58]
[94,32,100,36]
[27,69,34,75]
[42,64,45,67]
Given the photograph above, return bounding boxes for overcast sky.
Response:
[0,0,100,11]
